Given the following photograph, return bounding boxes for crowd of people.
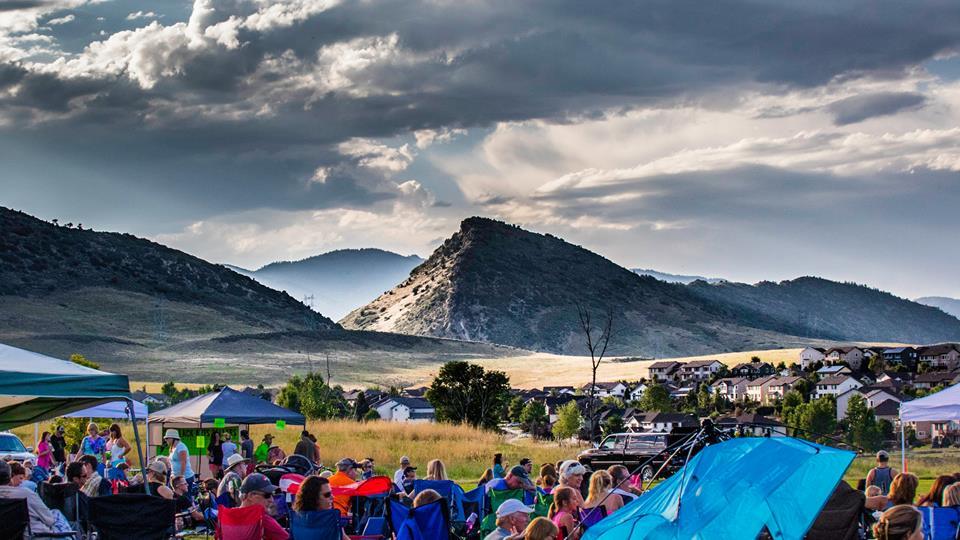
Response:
[5,422,959,540]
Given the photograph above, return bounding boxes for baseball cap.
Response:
[509,465,528,478]
[403,466,417,475]
[400,455,410,464]
[496,499,534,517]
[876,450,889,461]
[337,458,362,469]
[147,461,167,475]
[241,473,279,495]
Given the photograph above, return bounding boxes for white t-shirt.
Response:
[221,441,238,466]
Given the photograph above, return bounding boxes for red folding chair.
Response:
[216,504,264,540]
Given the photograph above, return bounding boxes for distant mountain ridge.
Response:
[227,248,424,319]
[916,296,960,319]
[632,268,725,284]
[341,217,960,355]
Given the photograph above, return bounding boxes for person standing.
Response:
[240,430,255,474]
[36,431,54,473]
[293,431,317,464]
[50,426,67,473]
[492,453,506,479]
[164,429,196,496]
[221,432,238,469]
[80,423,106,475]
[255,434,273,464]
[106,424,131,481]
[207,432,223,479]
[866,450,897,494]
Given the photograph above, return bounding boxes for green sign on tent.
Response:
[196,435,206,449]
[276,420,286,430]
[213,418,225,428]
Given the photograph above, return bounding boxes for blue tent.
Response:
[583,437,855,540]
[148,386,305,426]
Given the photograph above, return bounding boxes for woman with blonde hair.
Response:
[943,483,960,507]
[581,470,623,526]
[524,516,560,540]
[872,504,922,540]
[412,488,442,508]
[425,459,448,481]
[888,473,919,506]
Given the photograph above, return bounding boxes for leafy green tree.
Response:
[520,401,549,437]
[601,396,626,409]
[552,402,582,444]
[507,396,526,423]
[70,353,99,369]
[363,409,381,422]
[867,356,885,375]
[879,419,895,441]
[426,361,512,430]
[845,394,882,451]
[602,414,625,437]
[697,386,712,412]
[791,398,837,443]
[781,389,804,422]
[353,392,370,421]
[638,383,673,412]
[277,372,347,420]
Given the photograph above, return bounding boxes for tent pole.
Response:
[900,414,906,473]
[34,422,38,450]
[128,398,150,496]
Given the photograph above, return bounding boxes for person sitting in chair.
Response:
[0,460,74,535]
[238,474,289,540]
[293,476,348,540]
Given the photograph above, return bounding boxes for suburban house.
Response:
[677,360,725,382]
[371,397,436,422]
[834,387,899,421]
[746,376,778,404]
[731,361,776,379]
[918,344,960,369]
[710,377,749,402]
[716,413,787,437]
[816,365,853,380]
[799,347,826,370]
[814,375,863,399]
[648,361,682,381]
[542,394,583,422]
[883,347,919,368]
[872,400,900,424]
[766,376,803,402]
[580,382,628,398]
[913,371,960,390]
[824,347,865,370]
[543,386,576,396]
[131,390,169,407]
[628,383,648,402]
[627,412,697,433]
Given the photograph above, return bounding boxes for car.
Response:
[0,432,36,462]
[576,428,706,482]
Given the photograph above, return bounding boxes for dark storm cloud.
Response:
[2,0,959,222]
[828,92,928,125]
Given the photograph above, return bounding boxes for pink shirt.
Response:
[37,440,53,469]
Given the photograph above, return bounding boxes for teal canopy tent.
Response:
[0,343,132,430]
[583,437,855,540]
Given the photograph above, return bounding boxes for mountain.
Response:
[686,278,960,345]
[340,217,824,356]
[341,217,960,356]
[227,249,424,319]
[0,207,514,385]
[916,296,960,319]
[632,268,724,284]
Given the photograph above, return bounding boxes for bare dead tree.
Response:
[576,302,615,440]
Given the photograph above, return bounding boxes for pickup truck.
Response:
[576,429,704,482]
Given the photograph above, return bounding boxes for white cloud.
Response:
[338,138,415,172]
[47,14,75,26]
[126,11,159,21]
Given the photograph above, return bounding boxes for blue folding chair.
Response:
[460,485,486,520]
[386,498,450,540]
[412,480,465,521]
[919,506,960,540]
[363,516,386,535]
[290,509,343,540]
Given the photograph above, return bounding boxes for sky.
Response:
[2,0,960,300]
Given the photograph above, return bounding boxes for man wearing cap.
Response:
[329,458,361,515]
[238,473,289,540]
[50,426,67,473]
[866,450,897,494]
[485,499,534,540]
[255,434,273,464]
[394,456,411,491]
[217,453,251,505]
[485,465,530,495]
[401,466,418,495]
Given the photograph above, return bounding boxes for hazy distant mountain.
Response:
[228,249,424,319]
[687,278,960,344]
[916,296,960,319]
[632,268,724,284]
[342,217,960,355]
[341,217,820,356]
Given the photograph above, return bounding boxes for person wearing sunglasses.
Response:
[171,475,204,530]
[238,474,289,540]
[293,476,348,540]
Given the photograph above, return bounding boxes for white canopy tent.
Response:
[899,383,960,469]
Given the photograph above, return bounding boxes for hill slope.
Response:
[916,296,960,319]
[340,218,815,356]
[632,268,724,284]
[228,249,424,319]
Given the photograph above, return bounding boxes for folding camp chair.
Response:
[88,493,176,540]
[533,489,553,519]
[216,505,264,540]
[479,489,524,537]
[919,506,960,540]
[412,480,465,521]
[290,509,342,540]
[386,498,451,540]
[460,485,485,521]
[39,481,87,533]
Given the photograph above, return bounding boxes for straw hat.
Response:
[225,453,249,471]
[163,429,181,441]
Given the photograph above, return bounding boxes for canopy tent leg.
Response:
[34,422,38,450]
[127,398,150,496]
[900,416,907,473]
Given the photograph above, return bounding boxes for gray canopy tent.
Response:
[0,343,146,474]
[148,386,305,470]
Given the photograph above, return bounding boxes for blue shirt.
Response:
[169,441,194,479]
